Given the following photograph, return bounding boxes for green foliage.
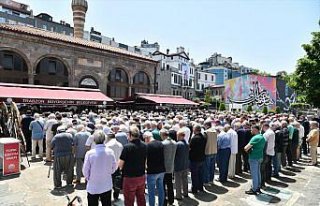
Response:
[247,105,253,113]
[219,102,226,111]
[294,23,320,107]
[204,90,212,104]
[262,106,268,114]
[275,106,281,114]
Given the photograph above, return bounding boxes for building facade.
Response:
[0,24,158,100]
[195,70,215,93]
[153,47,195,99]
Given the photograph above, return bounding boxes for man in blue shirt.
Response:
[216,126,231,183]
[29,113,44,159]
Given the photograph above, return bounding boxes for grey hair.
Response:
[93,130,106,144]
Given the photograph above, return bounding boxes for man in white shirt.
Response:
[44,113,57,162]
[225,124,238,179]
[83,130,117,206]
[261,123,275,188]
[105,131,123,200]
[179,120,191,143]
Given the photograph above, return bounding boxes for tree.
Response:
[247,105,253,113]
[275,106,281,114]
[204,90,212,104]
[262,106,268,114]
[295,22,320,107]
[219,102,226,111]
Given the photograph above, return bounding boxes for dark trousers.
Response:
[112,169,122,199]
[281,145,288,167]
[189,161,204,192]
[261,155,272,186]
[87,190,111,206]
[236,148,249,174]
[163,173,174,205]
[286,140,293,166]
[292,144,299,161]
[24,132,32,152]
[302,137,308,155]
[53,154,74,187]
[217,148,231,182]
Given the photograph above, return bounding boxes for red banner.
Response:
[3,143,20,176]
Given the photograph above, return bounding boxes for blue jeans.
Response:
[203,154,216,183]
[249,159,263,192]
[217,148,231,182]
[272,153,281,176]
[147,172,165,206]
[189,161,204,192]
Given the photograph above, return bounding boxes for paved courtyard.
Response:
[1,152,320,206]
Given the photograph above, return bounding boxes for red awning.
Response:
[136,93,198,105]
[0,83,113,106]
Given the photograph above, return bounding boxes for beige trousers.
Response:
[228,154,236,177]
[310,146,318,165]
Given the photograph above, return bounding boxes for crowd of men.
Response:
[19,109,320,206]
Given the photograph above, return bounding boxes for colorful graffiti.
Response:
[224,75,277,109]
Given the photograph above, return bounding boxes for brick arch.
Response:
[33,54,71,87]
[0,47,32,84]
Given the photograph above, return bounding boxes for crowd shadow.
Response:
[50,185,75,196]
[256,192,281,203]
[194,191,217,202]
[177,197,200,206]
[0,173,20,181]
[280,170,296,176]
[204,184,228,195]
[238,173,251,180]
[231,176,248,183]
[74,183,86,190]
[263,186,281,194]
[221,181,240,188]
[286,167,301,173]
[266,179,288,188]
[274,176,296,183]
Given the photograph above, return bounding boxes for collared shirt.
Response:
[74,131,90,158]
[51,132,73,157]
[288,124,294,140]
[83,144,117,195]
[29,119,44,140]
[227,128,238,154]
[106,138,123,162]
[115,132,128,146]
[217,131,231,150]
[182,126,191,143]
[162,138,177,173]
[263,128,275,156]
[204,128,217,155]
[174,140,189,172]
[298,126,305,145]
[44,119,57,139]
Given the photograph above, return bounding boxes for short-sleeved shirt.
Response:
[248,134,266,160]
[152,129,161,141]
[51,132,74,157]
[120,138,147,177]
[146,140,165,174]
[74,131,90,158]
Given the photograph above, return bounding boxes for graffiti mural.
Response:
[276,79,296,111]
[224,75,277,109]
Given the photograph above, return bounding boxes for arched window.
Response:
[132,71,150,94]
[79,76,99,89]
[35,57,68,86]
[0,50,28,84]
[107,68,129,99]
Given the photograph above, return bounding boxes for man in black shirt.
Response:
[189,124,207,194]
[119,126,147,206]
[21,110,34,153]
[144,131,165,206]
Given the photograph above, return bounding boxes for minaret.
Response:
[71,0,88,38]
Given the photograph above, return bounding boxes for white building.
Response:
[153,46,195,99]
[195,70,215,92]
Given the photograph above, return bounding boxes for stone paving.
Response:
[1,153,320,206]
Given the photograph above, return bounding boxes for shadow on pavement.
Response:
[280,170,296,176]
[205,184,228,195]
[263,186,281,194]
[256,193,281,203]
[177,197,200,206]
[238,173,251,179]
[221,181,240,188]
[0,173,20,181]
[231,176,248,183]
[194,191,217,202]
[267,180,288,188]
[50,185,75,196]
[286,167,301,173]
[274,176,296,183]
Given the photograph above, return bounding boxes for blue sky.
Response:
[21,0,319,74]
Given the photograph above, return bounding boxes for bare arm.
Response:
[244,143,253,152]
